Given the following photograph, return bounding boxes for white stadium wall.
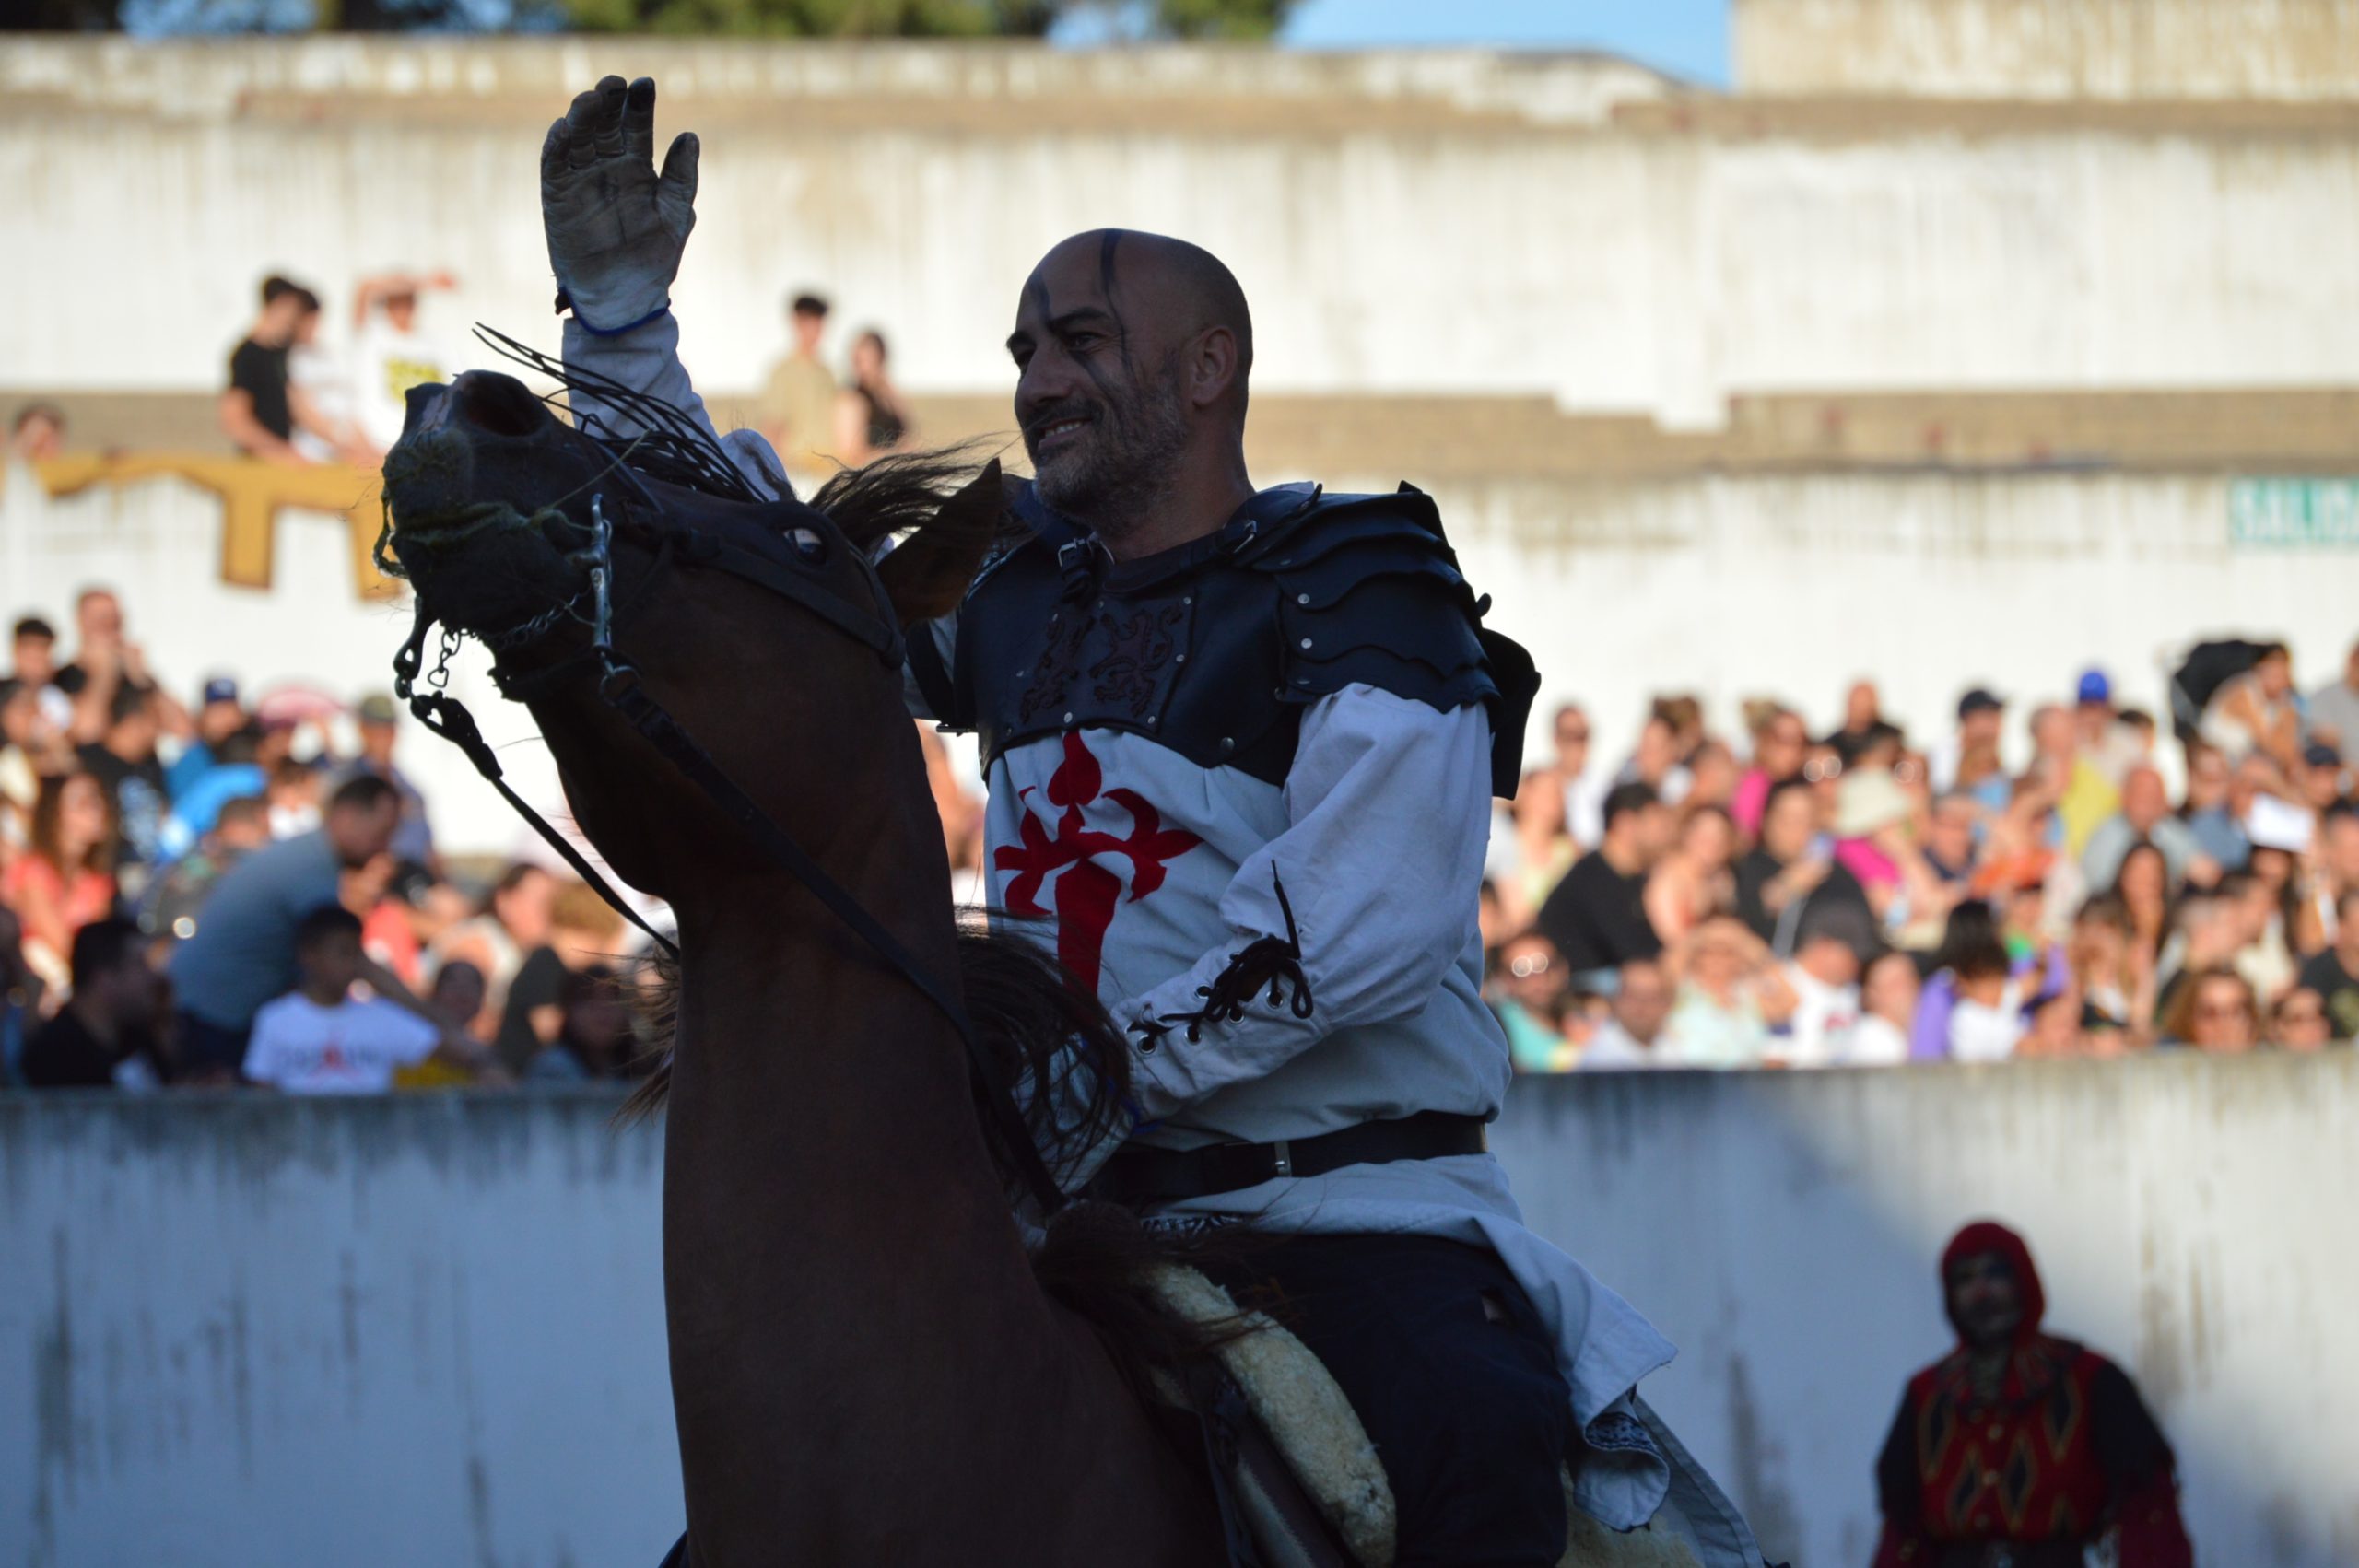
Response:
[3,1059,2354,1568]
[8,41,2359,425]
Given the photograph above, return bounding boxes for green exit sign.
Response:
[2231,478,2359,548]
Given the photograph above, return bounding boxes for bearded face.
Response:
[1024,344,1191,536]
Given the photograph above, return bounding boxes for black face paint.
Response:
[1096,229,1135,373]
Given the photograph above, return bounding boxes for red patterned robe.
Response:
[1872,1222,2193,1568]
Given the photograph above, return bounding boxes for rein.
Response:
[393,495,1069,1216]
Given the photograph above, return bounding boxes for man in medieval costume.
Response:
[541,76,1765,1567]
[1872,1221,2194,1568]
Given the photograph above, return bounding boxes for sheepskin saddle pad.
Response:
[1144,1265,1700,1568]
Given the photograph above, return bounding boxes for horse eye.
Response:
[789,527,827,561]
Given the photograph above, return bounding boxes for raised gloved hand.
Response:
[540,76,699,334]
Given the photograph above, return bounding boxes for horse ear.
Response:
[875,458,1003,627]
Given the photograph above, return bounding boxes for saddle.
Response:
[1144,1266,1703,1568]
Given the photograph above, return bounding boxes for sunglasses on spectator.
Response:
[1509,953,1553,979]
[1803,757,1844,783]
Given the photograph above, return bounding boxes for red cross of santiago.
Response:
[994,731,1203,993]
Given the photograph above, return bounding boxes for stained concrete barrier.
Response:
[3,1058,2353,1567]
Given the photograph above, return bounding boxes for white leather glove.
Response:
[540,76,699,334]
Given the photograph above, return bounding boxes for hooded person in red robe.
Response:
[1872,1220,2194,1568]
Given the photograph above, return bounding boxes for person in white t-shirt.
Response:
[1772,919,1865,1069]
[349,272,459,455]
[245,905,499,1094]
[1844,950,1919,1066]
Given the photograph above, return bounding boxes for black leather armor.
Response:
[907,480,1539,795]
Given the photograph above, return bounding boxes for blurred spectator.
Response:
[1661,917,1794,1069]
[2271,987,2331,1050]
[1643,804,1734,946]
[57,586,190,746]
[4,770,118,995]
[523,964,634,1082]
[915,722,984,906]
[337,693,437,872]
[1825,679,1884,756]
[265,756,323,839]
[1578,957,1676,1071]
[158,729,267,866]
[492,879,628,1075]
[165,775,447,1076]
[10,403,65,464]
[0,905,41,1085]
[7,615,72,734]
[167,676,252,799]
[2,674,76,851]
[1927,687,2006,798]
[77,682,169,897]
[287,287,370,465]
[2296,887,2359,1040]
[430,861,557,1033]
[1920,792,1979,890]
[1736,777,1866,950]
[2160,965,2259,1052]
[144,794,270,941]
[1512,702,1605,925]
[220,275,355,467]
[2200,640,2301,772]
[2316,805,2359,939]
[2056,668,2136,856]
[2177,743,2247,871]
[2306,638,2359,768]
[1731,702,1807,838]
[18,918,161,1090]
[2082,766,2211,893]
[2067,893,2150,1038]
[2296,742,2351,815]
[1485,929,1569,1072]
[833,328,912,466]
[1617,708,1690,803]
[349,271,458,453]
[1773,907,1870,1069]
[1913,900,2020,1062]
[2111,839,2174,967]
[1847,950,1919,1066]
[756,292,839,470]
[242,906,499,1093]
[2015,976,2085,1059]
[393,958,493,1092]
[1534,781,1669,983]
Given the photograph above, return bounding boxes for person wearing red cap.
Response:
[1872,1221,2193,1568]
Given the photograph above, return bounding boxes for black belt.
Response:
[1087,1111,1488,1206]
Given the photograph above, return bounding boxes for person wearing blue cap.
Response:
[166,675,251,801]
[2060,666,2145,858]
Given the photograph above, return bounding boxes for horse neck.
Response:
[655,790,1099,1544]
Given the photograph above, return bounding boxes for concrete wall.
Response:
[4,1059,2353,1568]
[1738,0,2359,100]
[10,40,2359,426]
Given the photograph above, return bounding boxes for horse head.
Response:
[379,366,1003,905]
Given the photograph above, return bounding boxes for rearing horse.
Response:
[381,367,1228,1564]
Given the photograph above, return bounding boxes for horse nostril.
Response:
[449,371,547,439]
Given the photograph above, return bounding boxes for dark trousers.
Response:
[1203,1232,1574,1568]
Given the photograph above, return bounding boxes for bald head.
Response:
[1007,228,1256,544]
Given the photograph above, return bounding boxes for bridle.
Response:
[391,486,1068,1215]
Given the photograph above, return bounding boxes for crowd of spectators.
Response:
[1,585,651,1094]
[1483,644,2359,1071]
[217,269,460,469]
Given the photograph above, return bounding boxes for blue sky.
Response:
[1279,0,1729,86]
